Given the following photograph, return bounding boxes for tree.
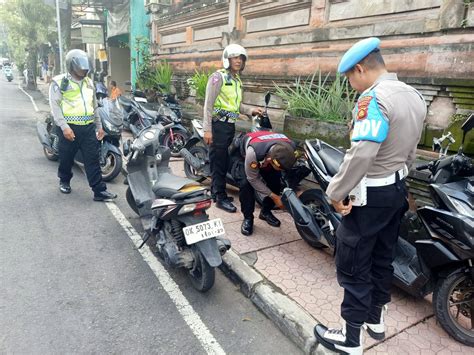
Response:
[0,0,54,89]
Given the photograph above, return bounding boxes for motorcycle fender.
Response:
[193,239,222,268]
[101,140,121,157]
[36,120,53,149]
[184,137,202,149]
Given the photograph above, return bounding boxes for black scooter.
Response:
[36,98,123,182]
[123,123,230,292]
[282,114,474,345]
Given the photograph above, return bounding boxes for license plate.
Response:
[183,218,225,245]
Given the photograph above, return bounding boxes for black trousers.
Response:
[335,179,409,324]
[57,124,106,193]
[238,168,282,219]
[209,120,235,200]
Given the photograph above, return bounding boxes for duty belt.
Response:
[64,115,95,125]
[366,166,408,187]
[213,109,239,123]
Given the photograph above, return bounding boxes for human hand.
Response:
[252,107,263,117]
[203,131,213,145]
[96,128,105,141]
[63,127,75,141]
[271,193,284,209]
[331,199,352,216]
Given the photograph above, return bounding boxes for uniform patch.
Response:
[250,161,259,169]
[211,74,220,86]
[357,96,372,120]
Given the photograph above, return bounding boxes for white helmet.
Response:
[222,44,248,70]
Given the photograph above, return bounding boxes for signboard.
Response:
[81,26,104,44]
[98,49,108,62]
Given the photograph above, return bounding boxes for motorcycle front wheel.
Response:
[43,147,59,161]
[162,129,189,157]
[188,250,215,292]
[295,189,331,249]
[101,151,122,182]
[433,269,474,346]
[183,145,208,183]
[126,187,139,215]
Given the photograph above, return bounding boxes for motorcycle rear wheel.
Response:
[188,250,215,292]
[126,187,139,215]
[295,189,330,249]
[43,147,59,161]
[183,145,207,183]
[433,269,474,346]
[101,151,122,182]
[162,129,189,157]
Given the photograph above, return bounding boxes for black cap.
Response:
[269,142,296,170]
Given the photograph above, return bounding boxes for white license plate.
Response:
[183,218,225,245]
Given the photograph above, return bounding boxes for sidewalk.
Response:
[33,79,471,354]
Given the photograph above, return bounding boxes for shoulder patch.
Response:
[352,90,389,143]
[250,161,259,169]
[357,96,372,120]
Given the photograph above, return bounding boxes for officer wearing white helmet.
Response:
[49,49,116,201]
[203,44,263,213]
[314,38,426,354]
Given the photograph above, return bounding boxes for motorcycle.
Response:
[118,90,189,157]
[4,66,13,82]
[36,97,124,182]
[282,114,474,345]
[123,123,231,292]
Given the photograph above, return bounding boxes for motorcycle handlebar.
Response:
[416,164,430,171]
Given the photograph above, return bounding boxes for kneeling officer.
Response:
[237,131,296,236]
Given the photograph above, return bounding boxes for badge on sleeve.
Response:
[250,161,259,169]
[351,89,389,144]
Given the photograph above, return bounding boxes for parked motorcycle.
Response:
[123,123,231,292]
[282,114,474,345]
[36,97,123,182]
[4,66,13,82]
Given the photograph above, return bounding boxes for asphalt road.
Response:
[0,74,301,354]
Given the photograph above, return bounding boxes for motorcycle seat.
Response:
[152,173,204,199]
[317,143,344,176]
[138,103,159,119]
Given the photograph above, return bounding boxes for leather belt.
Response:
[366,166,408,187]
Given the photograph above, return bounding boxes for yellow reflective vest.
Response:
[52,74,95,125]
[213,69,243,114]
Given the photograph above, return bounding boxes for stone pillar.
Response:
[310,0,327,28]
[186,26,193,45]
[439,0,466,29]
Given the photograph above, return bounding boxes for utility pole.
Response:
[55,0,65,73]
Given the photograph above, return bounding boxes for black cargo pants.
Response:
[335,176,409,324]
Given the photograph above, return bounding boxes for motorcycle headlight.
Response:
[103,118,120,134]
[447,195,474,218]
[159,106,179,122]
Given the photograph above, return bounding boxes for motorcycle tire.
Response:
[162,129,189,157]
[43,147,59,161]
[126,187,140,216]
[188,250,215,292]
[101,151,122,182]
[433,269,474,346]
[294,189,329,249]
[183,145,207,183]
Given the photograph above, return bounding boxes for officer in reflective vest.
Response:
[49,49,116,201]
[314,38,426,354]
[203,44,263,213]
[237,131,296,236]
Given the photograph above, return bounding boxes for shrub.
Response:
[137,60,173,94]
[187,67,216,103]
[274,71,356,123]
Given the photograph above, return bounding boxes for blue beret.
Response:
[337,37,381,73]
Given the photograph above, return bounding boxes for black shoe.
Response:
[241,218,254,236]
[59,181,71,194]
[93,190,117,201]
[212,195,234,203]
[314,324,363,355]
[258,210,281,227]
[216,198,237,213]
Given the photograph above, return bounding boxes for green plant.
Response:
[274,71,356,123]
[137,60,173,93]
[187,67,216,103]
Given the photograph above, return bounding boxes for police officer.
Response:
[238,131,296,236]
[49,49,117,201]
[314,38,426,354]
[203,44,263,213]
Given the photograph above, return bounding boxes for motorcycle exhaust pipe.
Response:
[180,148,204,170]
[216,237,231,256]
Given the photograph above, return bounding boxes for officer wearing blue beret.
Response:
[314,38,427,354]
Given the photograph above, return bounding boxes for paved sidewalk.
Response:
[33,79,471,354]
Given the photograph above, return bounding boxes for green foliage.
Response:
[274,71,356,123]
[136,60,174,93]
[187,67,216,103]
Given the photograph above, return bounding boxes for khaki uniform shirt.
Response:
[326,73,426,202]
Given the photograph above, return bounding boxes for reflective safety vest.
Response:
[246,131,294,161]
[53,74,95,125]
[213,69,243,114]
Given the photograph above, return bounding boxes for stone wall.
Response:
[149,0,474,132]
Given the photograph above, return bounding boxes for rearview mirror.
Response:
[264,92,271,106]
[461,114,474,134]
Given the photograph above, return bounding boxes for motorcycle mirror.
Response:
[264,92,271,107]
[460,114,474,147]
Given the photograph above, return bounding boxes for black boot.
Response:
[94,190,117,201]
[258,210,280,227]
[59,181,71,194]
[314,321,363,355]
[364,305,387,340]
[241,218,254,236]
[216,197,237,213]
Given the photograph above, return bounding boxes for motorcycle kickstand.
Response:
[137,232,151,249]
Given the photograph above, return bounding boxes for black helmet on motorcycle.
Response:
[65,49,91,79]
[268,142,296,171]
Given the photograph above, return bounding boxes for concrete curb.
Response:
[221,250,335,355]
